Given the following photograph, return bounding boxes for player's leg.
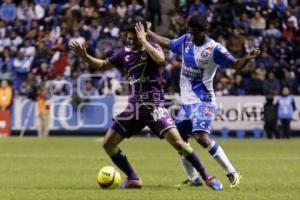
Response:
[194,131,241,188]
[163,128,223,190]
[102,106,144,189]
[102,128,140,182]
[176,120,201,186]
[185,103,240,188]
[147,107,223,190]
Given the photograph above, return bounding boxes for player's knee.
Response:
[102,144,120,157]
[177,142,193,156]
[195,132,211,148]
[197,139,210,148]
[102,138,116,150]
[172,139,185,150]
[102,140,108,149]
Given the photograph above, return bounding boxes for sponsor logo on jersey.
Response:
[128,76,150,84]
[182,65,203,79]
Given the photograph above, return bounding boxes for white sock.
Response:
[207,141,236,174]
[179,154,200,182]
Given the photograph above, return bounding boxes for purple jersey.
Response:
[108,44,164,105]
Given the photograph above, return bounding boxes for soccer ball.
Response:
[97,166,121,189]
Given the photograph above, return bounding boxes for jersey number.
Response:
[151,108,168,121]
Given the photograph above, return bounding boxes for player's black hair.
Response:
[187,14,208,32]
[127,20,148,34]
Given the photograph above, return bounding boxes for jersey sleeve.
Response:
[107,48,124,66]
[151,43,164,54]
[213,44,236,69]
[169,34,188,54]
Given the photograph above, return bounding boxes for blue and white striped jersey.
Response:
[170,34,236,104]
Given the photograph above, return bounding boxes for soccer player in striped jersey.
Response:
[147,14,260,188]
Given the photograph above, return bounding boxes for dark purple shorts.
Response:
[111,104,176,138]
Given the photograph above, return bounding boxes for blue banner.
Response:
[11,96,115,132]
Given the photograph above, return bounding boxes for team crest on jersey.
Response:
[202,106,214,118]
[200,50,210,59]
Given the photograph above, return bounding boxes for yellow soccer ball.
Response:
[97,166,121,189]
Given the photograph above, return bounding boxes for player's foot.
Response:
[119,178,142,189]
[205,177,223,191]
[175,177,203,189]
[227,171,242,189]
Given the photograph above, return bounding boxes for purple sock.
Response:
[185,152,209,181]
[110,150,139,180]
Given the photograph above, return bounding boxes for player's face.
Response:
[127,32,142,50]
[188,27,206,45]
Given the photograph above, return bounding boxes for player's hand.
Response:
[247,48,261,60]
[135,21,147,43]
[69,41,88,59]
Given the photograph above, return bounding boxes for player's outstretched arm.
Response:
[231,48,261,70]
[135,22,165,63]
[146,22,171,49]
[69,41,114,71]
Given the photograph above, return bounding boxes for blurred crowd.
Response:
[0,0,154,99]
[167,0,300,95]
[0,0,299,103]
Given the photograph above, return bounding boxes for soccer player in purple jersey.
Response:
[70,21,223,190]
[147,15,260,189]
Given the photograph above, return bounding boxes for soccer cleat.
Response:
[227,172,242,189]
[175,177,203,189]
[119,178,142,189]
[205,177,224,191]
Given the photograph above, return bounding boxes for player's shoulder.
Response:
[110,47,126,56]
[184,33,193,41]
[114,46,132,57]
[211,41,229,54]
[107,47,127,63]
[173,33,191,42]
[212,40,226,49]
[205,38,220,48]
[179,34,193,46]
[123,46,132,53]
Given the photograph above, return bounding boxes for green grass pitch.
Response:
[0,137,299,200]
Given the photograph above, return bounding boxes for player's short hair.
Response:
[187,14,208,32]
[127,20,147,34]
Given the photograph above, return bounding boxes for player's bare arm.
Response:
[69,41,114,71]
[135,22,165,64]
[231,48,261,70]
[146,22,171,49]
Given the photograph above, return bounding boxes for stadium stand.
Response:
[0,0,299,96]
[0,0,299,137]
